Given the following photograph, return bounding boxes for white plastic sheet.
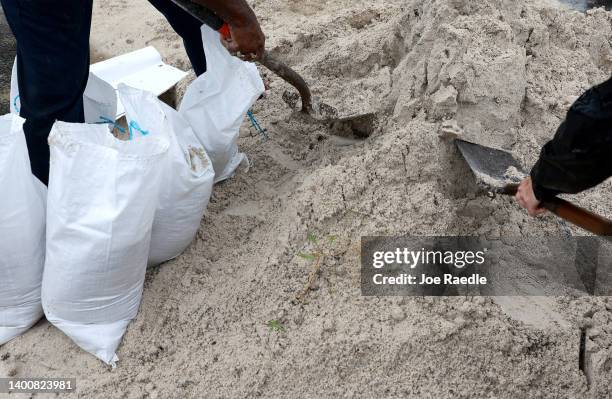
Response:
[90,47,188,119]
[180,25,265,182]
[0,114,46,345]
[42,121,169,365]
[118,84,215,267]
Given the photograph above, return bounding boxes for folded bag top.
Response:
[48,120,170,161]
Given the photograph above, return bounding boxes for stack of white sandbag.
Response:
[0,114,46,345]
[1,24,264,365]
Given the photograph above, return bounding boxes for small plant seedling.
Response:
[295,233,340,302]
[267,319,285,332]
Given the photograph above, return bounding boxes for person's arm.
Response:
[192,0,265,59]
[516,77,612,216]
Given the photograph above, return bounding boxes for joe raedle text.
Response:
[372,273,487,286]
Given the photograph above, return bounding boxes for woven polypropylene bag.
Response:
[119,84,214,267]
[180,25,264,182]
[0,114,46,345]
[42,121,168,365]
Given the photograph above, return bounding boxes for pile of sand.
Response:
[1,0,611,397]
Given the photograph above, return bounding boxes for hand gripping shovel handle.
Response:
[216,23,315,114]
[506,184,612,239]
[169,0,315,114]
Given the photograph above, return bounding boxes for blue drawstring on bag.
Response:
[13,95,20,113]
[95,116,126,134]
[128,120,149,140]
[247,110,268,140]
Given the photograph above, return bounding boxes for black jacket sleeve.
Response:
[530,77,612,201]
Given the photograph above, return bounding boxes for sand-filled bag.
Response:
[0,114,46,345]
[118,84,215,267]
[42,121,168,365]
[180,25,265,183]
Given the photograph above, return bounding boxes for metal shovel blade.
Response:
[456,139,527,194]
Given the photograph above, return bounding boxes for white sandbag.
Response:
[118,84,215,267]
[42,121,168,365]
[0,114,46,345]
[9,59,19,114]
[180,25,265,183]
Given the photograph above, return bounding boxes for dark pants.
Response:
[147,0,206,76]
[0,0,206,184]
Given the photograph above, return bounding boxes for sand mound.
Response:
[1,0,611,397]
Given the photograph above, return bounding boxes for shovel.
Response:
[456,139,612,240]
[168,0,376,136]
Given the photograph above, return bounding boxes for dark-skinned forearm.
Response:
[190,0,258,27]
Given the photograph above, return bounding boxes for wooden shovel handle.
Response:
[505,184,612,239]
[540,198,612,237]
[260,51,314,115]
